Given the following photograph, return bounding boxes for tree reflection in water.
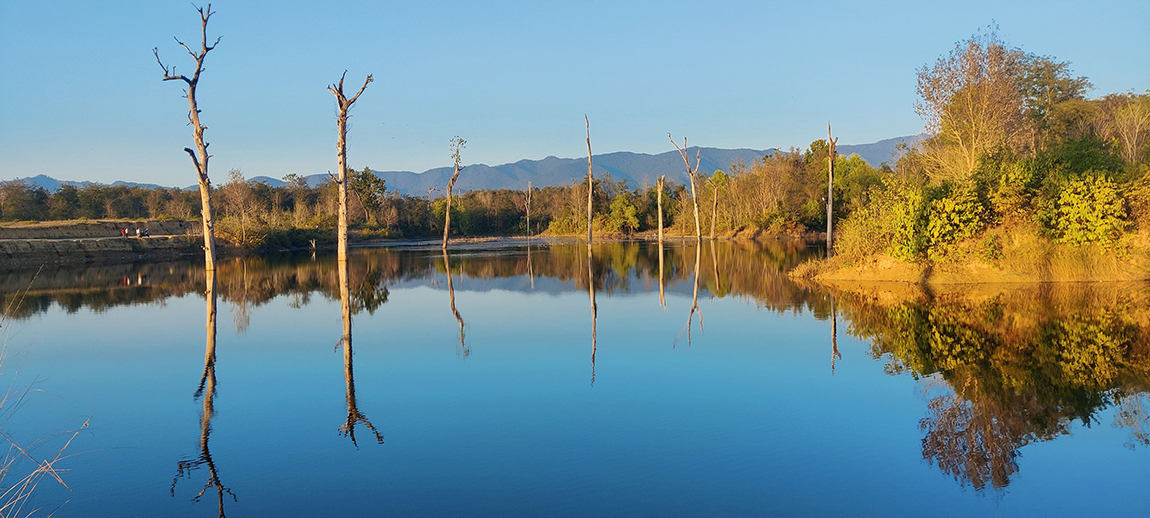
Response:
[337,257,383,447]
[838,284,1150,490]
[442,249,468,358]
[588,242,597,386]
[675,242,703,347]
[171,268,235,517]
[12,241,1145,492]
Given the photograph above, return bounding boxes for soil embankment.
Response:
[0,220,199,240]
[1,220,203,270]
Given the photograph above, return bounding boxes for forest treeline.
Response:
[0,149,879,247]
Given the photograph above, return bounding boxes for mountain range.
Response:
[9,135,920,195]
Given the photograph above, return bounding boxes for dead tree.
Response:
[585,116,594,244]
[327,72,373,263]
[524,181,533,238]
[443,136,465,250]
[707,171,725,240]
[154,4,221,270]
[656,175,665,244]
[826,122,838,258]
[669,134,703,241]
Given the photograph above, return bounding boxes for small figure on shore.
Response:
[141,228,150,237]
[135,228,141,237]
[121,228,127,238]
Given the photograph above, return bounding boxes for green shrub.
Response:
[925,185,985,259]
[989,162,1034,218]
[888,185,928,260]
[1125,169,1150,230]
[1052,173,1127,247]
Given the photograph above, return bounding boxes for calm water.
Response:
[1,240,1148,517]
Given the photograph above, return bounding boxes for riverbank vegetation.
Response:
[800,28,1150,281]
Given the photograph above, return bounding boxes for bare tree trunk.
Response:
[585,116,594,244]
[154,5,220,270]
[327,72,373,263]
[338,258,383,446]
[826,122,838,259]
[525,181,532,238]
[710,185,718,240]
[656,176,664,244]
[669,135,702,241]
[444,136,465,250]
[657,175,665,310]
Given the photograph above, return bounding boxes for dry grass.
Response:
[0,268,88,518]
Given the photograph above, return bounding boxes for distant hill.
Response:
[10,135,922,195]
[8,174,167,192]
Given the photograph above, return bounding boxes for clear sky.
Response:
[1,0,1147,185]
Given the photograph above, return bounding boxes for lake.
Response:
[1,240,1148,517]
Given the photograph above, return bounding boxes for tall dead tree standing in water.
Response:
[669,134,703,241]
[826,123,838,258]
[585,116,594,244]
[327,72,373,263]
[154,4,220,270]
[524,181,533,238]
[443,136,465,250]
[585,116,597,385]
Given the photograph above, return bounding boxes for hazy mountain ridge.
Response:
[11,135,921,194]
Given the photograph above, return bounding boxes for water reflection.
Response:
[675,243,703,347]
[337,258,384,447]
[442,249,468,358]
[171,268,235,517]
[0,241,824,322]
[588,243,597,386]
[8,240,1146,494]
[831,293,841,374]
[833,282,1150,490]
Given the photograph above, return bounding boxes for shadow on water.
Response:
[7,240,1150,493]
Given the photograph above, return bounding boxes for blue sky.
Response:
[1,0,1147,185]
